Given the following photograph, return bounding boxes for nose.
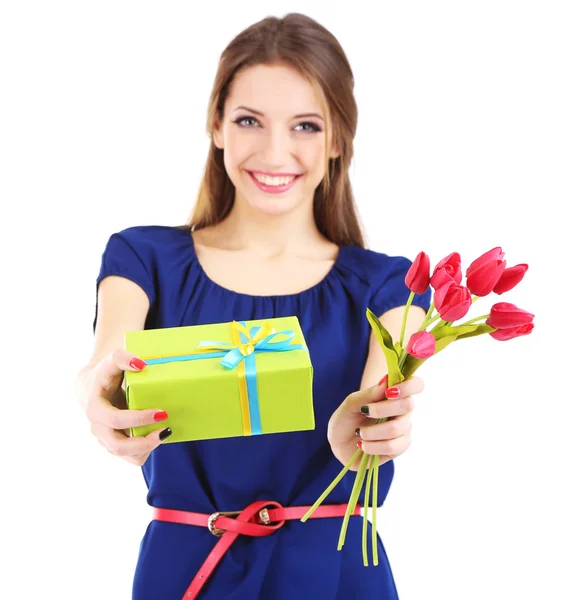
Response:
[259,126,292,166]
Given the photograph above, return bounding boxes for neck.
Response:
[214,194,326,257]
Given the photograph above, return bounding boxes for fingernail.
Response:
[378,374,388,386]
[357,441,363,449]
[129,358,147,370]
[159,427,172,441]
[355,427,361,437]
[385,387,401,399]
[360,406,369,415]
[154,411,168,422]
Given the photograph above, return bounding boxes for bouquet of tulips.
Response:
[301,247,535,566]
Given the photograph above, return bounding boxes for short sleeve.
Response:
[92,230,156,333]
[369,256,432,317]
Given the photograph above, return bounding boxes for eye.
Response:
[295,122,322,133]
[233,116,322,133]
[234,116,258,128]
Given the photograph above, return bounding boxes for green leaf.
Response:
[454,324,495,339]
[433,323,495,342]
[426,323,496,358]
[366,308,398,354]
[401,354,426,379]
[431,324,473,340]
[366,308,404,385]
[435,334,458,354]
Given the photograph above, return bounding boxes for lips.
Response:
[246,170,302,194]
[247,170,302,177]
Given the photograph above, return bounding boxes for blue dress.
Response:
[93,225,431,600]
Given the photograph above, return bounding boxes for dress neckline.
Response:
[180,226,347,300]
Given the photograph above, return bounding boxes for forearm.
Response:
[74,364,94,412]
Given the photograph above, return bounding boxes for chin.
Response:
[246,197,303,218]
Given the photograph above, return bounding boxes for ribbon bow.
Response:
[196,321,302,368]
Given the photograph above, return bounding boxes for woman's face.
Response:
[213,63,340,218]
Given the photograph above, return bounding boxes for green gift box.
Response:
[124,316,315,443]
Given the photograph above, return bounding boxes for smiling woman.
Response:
[187,21,360,245]
[86,11,431,600]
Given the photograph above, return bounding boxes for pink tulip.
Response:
[407,331,436,359]
[493,264,529,295]
[466,259,507,296]
[466,247,505,277]
[489,323,534,341]
[434,282,472,322]
[487,302,535,329]
[430,252,462,289]
[405,252,431,294]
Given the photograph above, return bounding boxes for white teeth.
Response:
[252,173,296,186]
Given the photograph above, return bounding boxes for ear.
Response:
[212,118,224,149]
[329,138,341,159]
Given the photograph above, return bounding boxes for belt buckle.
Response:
[207,510,241,537]
[207,508,272,537]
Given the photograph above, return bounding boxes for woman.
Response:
[78,13,431,599]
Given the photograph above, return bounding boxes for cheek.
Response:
[300,145,325,176]
[222,130,249,164]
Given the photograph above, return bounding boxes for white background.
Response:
[1,1,586,599]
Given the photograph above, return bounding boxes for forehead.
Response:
[227,63,324,117]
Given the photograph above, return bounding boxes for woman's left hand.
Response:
[327,375,425,471]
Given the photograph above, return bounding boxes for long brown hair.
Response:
[186,13,365,248]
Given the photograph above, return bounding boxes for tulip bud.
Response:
[405,251,431,294]
[466,247,505,278]
[487,302,535,329]
[489,323,534,341]
[430,252,462,289]
[466,260,507,296]
[493,264,528,295]
[407,331,436,359]
[434,282,472,322]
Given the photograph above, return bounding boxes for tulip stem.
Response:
[459,314,490,327]
[421,314,441,330]
[424,302,435,321]
[431,319,448,331]
[418,304,438,332]
[399,291,415,349]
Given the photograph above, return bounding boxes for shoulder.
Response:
[102,224,193,264]
[107,224,189,249]
[99,224,193,279]
[341,245,413,288]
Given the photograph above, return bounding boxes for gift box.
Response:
[124,316,315,443]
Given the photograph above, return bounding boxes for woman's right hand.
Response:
[81,348,172,466]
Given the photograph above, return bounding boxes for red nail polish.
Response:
[385,386,401,399]
[357,441,363,449]
[153,411,168,422]
[130,358,147,370]
[378,374,388,386]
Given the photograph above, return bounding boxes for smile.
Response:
[246,170,302,194]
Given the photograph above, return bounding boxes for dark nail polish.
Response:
[159,427,172,441]
[360,406,369,415]
[355,427,361,437]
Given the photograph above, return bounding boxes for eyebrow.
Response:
[233,105,324,122]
